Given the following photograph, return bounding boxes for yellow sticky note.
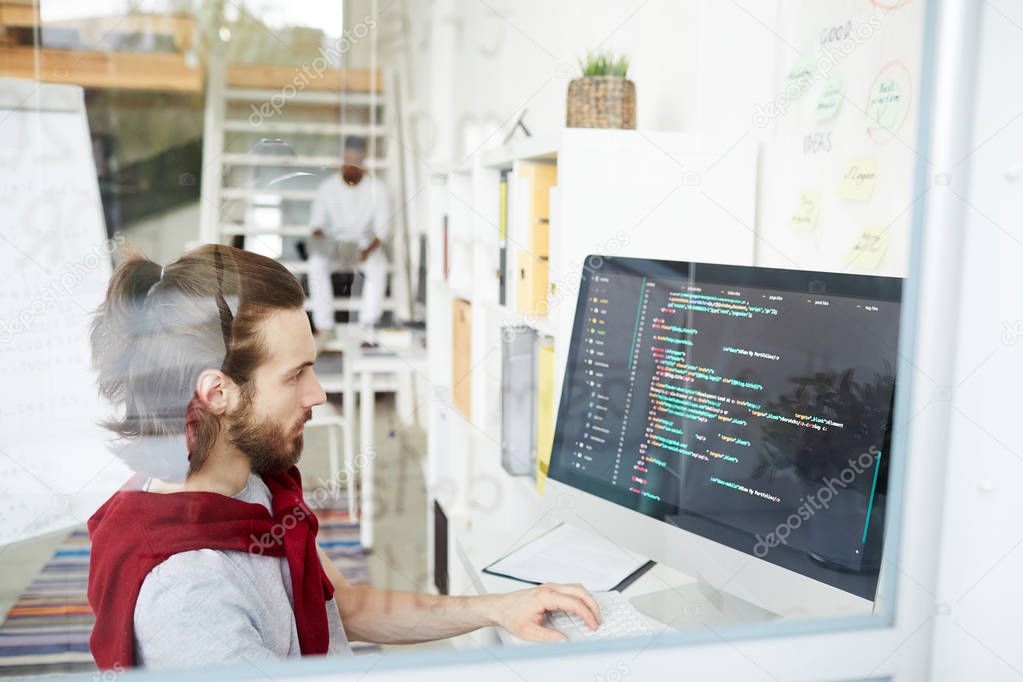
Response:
[790,189,821,230]
[843,225,890,271]
[838,157,878,201]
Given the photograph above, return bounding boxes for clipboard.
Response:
[482,523,655,592]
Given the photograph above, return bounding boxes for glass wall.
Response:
[0,1,957,680]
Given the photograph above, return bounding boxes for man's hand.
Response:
[491,583,602,642]
[318,546,603,645]
[358,236,381,263]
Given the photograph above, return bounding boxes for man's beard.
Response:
[226,400,312,475]
[342,164,364,185]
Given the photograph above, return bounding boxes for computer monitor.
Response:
[545,256,901,620]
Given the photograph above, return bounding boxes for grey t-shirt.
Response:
[133,474,352,668]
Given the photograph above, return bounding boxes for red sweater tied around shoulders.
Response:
[86,466,334,670]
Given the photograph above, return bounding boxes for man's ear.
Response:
[194,369,234,415]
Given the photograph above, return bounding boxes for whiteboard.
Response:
[758,0,925,277]
[0,78,132,546]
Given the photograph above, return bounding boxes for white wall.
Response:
[363,0,702,166]
[931,3,1023,680]
[695,0,778,267]
[696,0,779,136]
[363,0,789,273]
[442,0,700,145]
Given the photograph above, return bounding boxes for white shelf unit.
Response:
[423,128,759,627]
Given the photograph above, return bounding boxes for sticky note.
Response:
[816,79,844,122]
[786,57,816,89]
[866,61,912,142]
[790,189,821,230]
[838,157,878,201]
[866,74,907,130]
[843,225,890,271]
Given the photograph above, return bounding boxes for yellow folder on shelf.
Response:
[517,162,557,257]
[514,162,556,316]
[516,250,550,316]
[535,338,555,495]
[451,298,472,419]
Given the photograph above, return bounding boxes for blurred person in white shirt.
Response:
[307,136,389,344]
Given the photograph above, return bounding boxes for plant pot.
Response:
[566,76,636,129]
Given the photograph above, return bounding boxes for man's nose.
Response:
[306,374,327,407]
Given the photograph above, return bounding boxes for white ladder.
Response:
[198,52,410,329]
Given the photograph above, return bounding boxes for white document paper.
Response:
[484,524,650,592]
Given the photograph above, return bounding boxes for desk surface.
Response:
[449,501,703,646]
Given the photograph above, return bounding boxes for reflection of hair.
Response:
[89,245,305,481]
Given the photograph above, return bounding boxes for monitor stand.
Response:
[627,578,779,630]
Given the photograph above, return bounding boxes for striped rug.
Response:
[0,496,374,677]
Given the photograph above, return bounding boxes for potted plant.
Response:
[566,51,636,129]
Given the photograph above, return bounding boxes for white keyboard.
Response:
[544,590,652,641]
